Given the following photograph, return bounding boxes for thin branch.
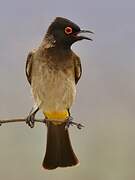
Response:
[0,117,84,129]
[0,118,45,126]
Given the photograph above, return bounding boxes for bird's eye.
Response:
[65,27,73,35]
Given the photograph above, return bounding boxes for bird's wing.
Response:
[25,50,35,85]
[74,55,82,84]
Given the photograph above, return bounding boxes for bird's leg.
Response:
[65,116,84,130]
[26,107,39,128]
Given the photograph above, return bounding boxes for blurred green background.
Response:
[0,0,135,179]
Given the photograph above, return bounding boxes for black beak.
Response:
[77,30,94,41]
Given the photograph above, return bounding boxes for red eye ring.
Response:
[65,26,73,35]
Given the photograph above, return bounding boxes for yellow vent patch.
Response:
[45,111,69,120]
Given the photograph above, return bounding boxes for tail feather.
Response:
[42,122,79,169]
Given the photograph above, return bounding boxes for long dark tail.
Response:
[42,122,79,170]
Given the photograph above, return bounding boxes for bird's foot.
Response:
[26,113,35,128]
[26,107,39,128]
[65,116,84,130]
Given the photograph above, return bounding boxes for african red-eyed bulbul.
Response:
[25,17,93,169]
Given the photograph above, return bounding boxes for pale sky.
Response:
[0,0,135,180]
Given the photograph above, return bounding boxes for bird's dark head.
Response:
[45,17,94,49]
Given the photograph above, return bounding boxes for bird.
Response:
[25,17,93,170]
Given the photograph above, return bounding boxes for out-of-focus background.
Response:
[0,0,135,179]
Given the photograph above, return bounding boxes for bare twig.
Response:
[0,118,45,126]
[0,117,84,129]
